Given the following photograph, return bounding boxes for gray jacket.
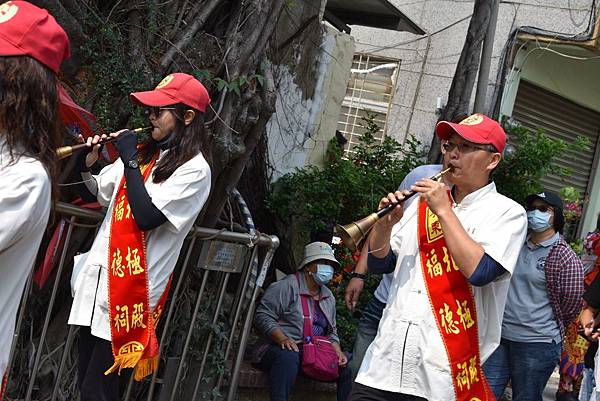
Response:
[255,272,339,344]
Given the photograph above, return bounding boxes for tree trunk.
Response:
[32,0,286,228]
[199,0,285,226]
[427,0,492,163]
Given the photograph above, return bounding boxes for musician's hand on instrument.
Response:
[109,128,130,139]
[83,134,107,168]
[412,179,450,216]
[376,191,409,229]
[113,129,138,163]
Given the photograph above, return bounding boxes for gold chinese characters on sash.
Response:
[418,196,495,401]
[105,152,169,381]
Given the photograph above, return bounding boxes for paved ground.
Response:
[543,369,560,400]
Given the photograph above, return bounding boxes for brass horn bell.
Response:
[335,167,451,251]
[335,213,379,252]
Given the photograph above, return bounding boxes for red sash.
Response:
[104,153,169,381]
[417,197,495,401]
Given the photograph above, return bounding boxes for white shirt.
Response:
[0,137,51,376]
[68,150,211,341]
[593,347,600,400]
[356,182,527,400]
[374,164,442,303]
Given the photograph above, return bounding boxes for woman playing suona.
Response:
[68,73,212,401]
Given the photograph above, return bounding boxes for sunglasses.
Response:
[145,107,176,116]
[526,205,553,213]
[442,141,496,154]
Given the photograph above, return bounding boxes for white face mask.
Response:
[313,264,334,286]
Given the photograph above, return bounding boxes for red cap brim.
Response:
[0,37,28,58]
[435,121,489,145]
[130,90,179,107]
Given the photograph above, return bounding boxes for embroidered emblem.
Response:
[156,74,174,89]
[459,114,484,126]
[0,2,19,24]
[426,208,444,243]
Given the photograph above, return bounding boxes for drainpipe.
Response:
[473,0,500,114]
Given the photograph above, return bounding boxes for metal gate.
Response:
[3,201,278,401]
[512,79,600,196]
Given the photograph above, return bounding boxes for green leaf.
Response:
[215,78,227,92]
[229,81,241,97]
[255,74,265,87]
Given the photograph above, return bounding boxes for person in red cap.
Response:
[0,0,70,392]
[350,114,528,401]
[68,73,212,400]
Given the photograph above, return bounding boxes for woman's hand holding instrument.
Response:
[56,127,151,161]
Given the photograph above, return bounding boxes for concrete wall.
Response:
[350,0,595,147]
[350,0,599,237]
[499,44,600,236]
[267,24,354,180]
[501,45,600,117]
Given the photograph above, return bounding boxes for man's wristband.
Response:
[351,272,367,280]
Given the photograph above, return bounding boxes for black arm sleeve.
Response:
[467,253,507,286]
[367,247,398,274]
[75,150,98,203]
[123,167,168,231]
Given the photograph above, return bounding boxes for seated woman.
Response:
[254,241,351,401]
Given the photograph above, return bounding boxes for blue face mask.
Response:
[313,264,334,286]
[527,209,552,232]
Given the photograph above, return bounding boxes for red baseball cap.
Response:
[435,113,506,154]
[0,1,70,73]
[130,73,211,113]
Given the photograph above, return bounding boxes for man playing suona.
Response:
[351,114,527,401]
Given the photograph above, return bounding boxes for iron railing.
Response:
[4,201,278,401]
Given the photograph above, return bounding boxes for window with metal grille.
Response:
[337,53,400,155]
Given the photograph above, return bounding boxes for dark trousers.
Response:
[349,382,427,401]
[482,338,561,401]
[256,343,352,401]
[77,326,131,401]
[349,297,386,381]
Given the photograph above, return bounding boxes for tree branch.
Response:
[201,60,276,227]
[57,0,85,22]
[168,0,190,40]
[32,0,89,78]
[127,6,149,70]
[240,0,285,73]
[160,0,221,70]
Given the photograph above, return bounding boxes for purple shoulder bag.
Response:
[295,273,339,381]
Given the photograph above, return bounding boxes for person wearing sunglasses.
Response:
[483,191,584,400]
[69,73,212,400]
[351,114,528,401]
